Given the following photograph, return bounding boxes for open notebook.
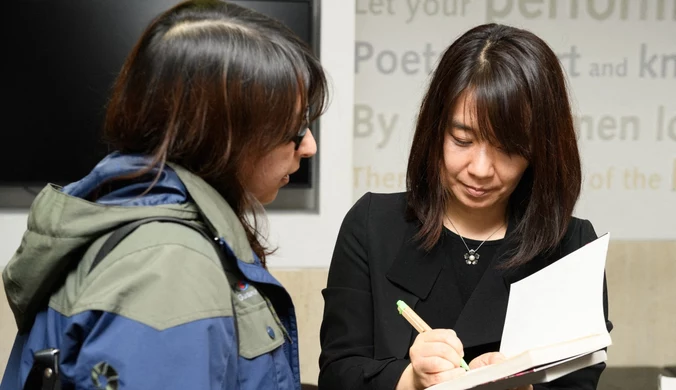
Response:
[428,233,612,390]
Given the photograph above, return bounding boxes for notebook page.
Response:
[660,375,676,390]
[499,233,610,358]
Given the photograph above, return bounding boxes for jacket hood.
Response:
[2,153,199,332]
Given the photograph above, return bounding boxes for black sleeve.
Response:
[536,219,614,390]
[318,193,410,390]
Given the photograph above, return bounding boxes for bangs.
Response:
[467,70,533,159]
[264,44,327,146]
[254,49,307,144]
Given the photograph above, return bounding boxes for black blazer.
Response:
[318,192,612,390]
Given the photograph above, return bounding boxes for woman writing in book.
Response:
[319,23,612,390]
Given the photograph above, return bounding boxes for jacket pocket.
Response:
[231,283,285,359]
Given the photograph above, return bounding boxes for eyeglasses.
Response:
[293,106,310,150]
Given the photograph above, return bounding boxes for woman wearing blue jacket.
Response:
[1,0,327,388]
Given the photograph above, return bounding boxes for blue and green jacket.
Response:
[1,153,300,389]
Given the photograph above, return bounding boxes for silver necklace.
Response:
[446,218,505,265]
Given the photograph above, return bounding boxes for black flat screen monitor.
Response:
[1,0,319,192]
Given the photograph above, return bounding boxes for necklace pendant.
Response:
[464,249,480,265]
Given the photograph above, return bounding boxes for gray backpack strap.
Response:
[24,216,243,390]
[90,216,231,274]
[89,216,241,348]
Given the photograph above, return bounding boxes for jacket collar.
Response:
[385,214,527,351]
[169,162,255,264]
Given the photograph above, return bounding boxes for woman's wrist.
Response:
[395,364,417,390]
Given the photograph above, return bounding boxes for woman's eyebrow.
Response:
[450,119,475,133]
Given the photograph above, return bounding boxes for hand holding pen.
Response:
[395,300,470,390]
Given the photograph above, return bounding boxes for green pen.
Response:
[396,300,470,371]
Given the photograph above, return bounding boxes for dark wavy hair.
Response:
[407,23,581,267]
[103,0,328,266]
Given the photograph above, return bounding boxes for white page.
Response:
[661,375,676,390]
[500,233,611,357]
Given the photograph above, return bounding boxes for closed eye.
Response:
[452,136,472,147]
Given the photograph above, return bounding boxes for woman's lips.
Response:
[465,184,490,197]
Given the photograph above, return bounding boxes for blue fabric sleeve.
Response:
[58,311,238,389]
[0,333,29,390]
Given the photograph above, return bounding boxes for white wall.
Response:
[0,212,26,267]
[0,0,356,270]
[267,0,356,269]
